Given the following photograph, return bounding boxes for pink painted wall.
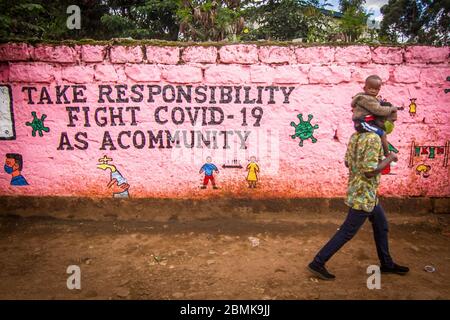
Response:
[0,43,449,199]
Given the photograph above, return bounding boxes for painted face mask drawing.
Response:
[4,164,13,174]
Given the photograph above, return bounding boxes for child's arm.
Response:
[360,96,397,117]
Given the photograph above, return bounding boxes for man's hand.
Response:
[387,152,398,163]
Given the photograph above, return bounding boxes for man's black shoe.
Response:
[380,263,409,275]
[307,262,336,280]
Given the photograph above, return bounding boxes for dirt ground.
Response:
[0,211,449,300]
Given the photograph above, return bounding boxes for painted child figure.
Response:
[351,75,399,158]
[199,156,219,189]
[246,156,260,188]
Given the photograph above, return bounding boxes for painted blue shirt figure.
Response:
[201,163,218,176]
[10,174,29,186]
[199,156,219,189]
[4,153,29,186]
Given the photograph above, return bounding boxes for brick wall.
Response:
[0,43,448,198]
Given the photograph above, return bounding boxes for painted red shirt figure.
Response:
[199,156,219,189]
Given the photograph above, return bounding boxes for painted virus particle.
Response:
[290,113,319,147]
[26,111,50,137]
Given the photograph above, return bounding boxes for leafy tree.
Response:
[0,0,47,39]
[336,0,370,42]
[101,0,180,40]
[380,0,449,45]
[176,0,247,41]
[302,4,340,42]
[339,0,365,12]
[245,0,334,41]
[0,0,110,40]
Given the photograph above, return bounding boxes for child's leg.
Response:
[360,121,389,156]
[381,133,390,157]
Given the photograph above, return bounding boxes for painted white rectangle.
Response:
[0,85,15,140]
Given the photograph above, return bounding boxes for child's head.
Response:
[364,75,382,96]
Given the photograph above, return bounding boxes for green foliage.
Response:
[0,0,46,38]
[0,0,446,45]
[176,0,247,41]
[244,0,336,41]
[100,0,180,40]
[339,4,370,42]
[380,0,449,45]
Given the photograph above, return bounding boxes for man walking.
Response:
[307,117,409,280]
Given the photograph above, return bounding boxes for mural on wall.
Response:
[0,85,15,140]
[4,153,28,186]
[96,155,130,198]
[223,159,243,169]
[409,141,450,168]
[199,156,219,189]
[0,44,448,198]
[26,111,50,137]
[246,156,260,188]
[416,164,431,178]
[408,98,417,117]
[290,113,319,147]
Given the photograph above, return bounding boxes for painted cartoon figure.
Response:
[408,98,417,117]
[96,155,130,198]
[416,164,431,178]
[4,153,28,186]
[246,156,260,188]
[199,156,219,189]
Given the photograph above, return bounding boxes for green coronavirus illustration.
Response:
[290,113,319,147]
[26,111,50,137]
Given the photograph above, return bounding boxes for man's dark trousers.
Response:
[313,204,394,268]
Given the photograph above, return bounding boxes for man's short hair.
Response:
[6,153,23,171]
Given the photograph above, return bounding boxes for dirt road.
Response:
[0,212,449,300]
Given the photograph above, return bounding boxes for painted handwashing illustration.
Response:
[96,155,130,198]
[4,153,29,186]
